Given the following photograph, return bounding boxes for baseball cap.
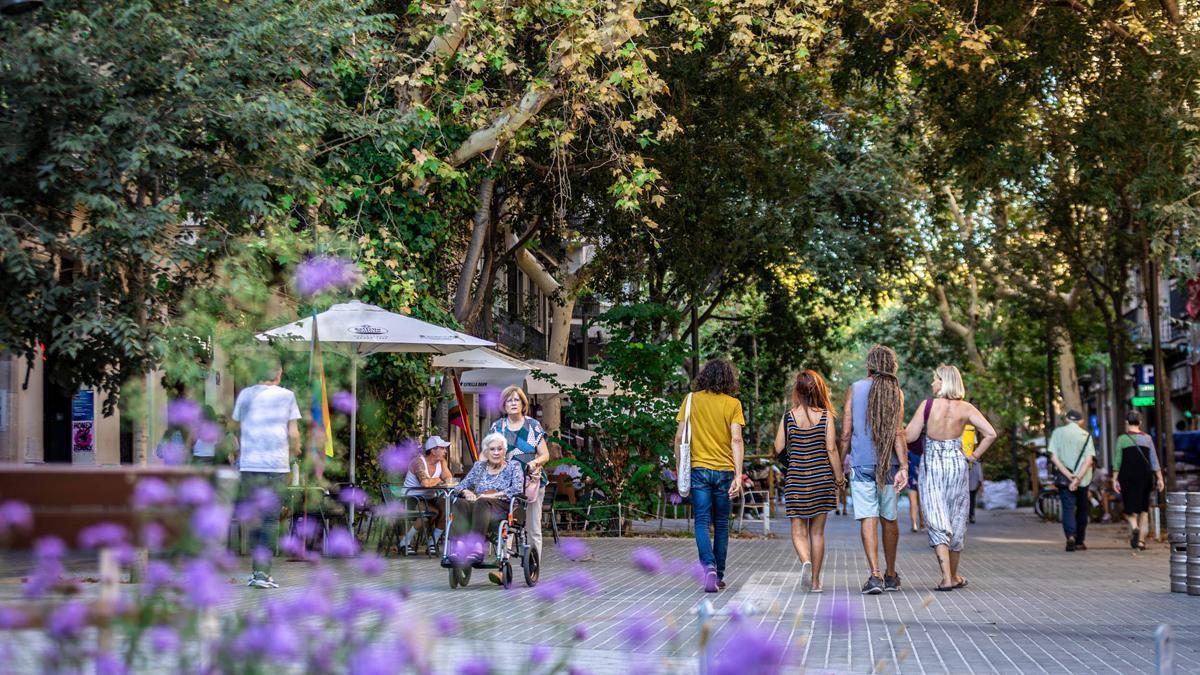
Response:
[424,436,451,451]
[1065,410,1083,422]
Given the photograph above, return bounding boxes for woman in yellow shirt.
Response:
[675,359,745,593]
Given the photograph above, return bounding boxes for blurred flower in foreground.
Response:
[0,500,33,535]
[78,522,128,549]
[332,391,357,415]
[480,388,503,414]
[823,596,858,631]
[630,546,664,574]
[380,441,419,475]
[325,528,360,558]
[709,623,792,675]
[294,255,363,298]
[165,398,203,429]
[558,537,590,561]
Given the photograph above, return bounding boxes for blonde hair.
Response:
[935,365,966,400]
[500,385,529,415]
[480,432,508,454]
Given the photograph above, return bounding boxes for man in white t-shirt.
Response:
[232,360,301,589]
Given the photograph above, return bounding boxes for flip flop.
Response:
[934,584,955,592]
[953,577,968,589]
[1137,541,1147,551]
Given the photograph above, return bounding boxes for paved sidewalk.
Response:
[2,504,1197,673]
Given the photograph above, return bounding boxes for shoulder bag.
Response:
[906,398,934,455]
[677,393,694,498]
[1053,435,1091,490]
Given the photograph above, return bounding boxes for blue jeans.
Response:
[690,468,733,579]
[1058,485,1089,544]
[239,472,287,573]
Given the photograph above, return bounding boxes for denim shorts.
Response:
[849,466,899,521]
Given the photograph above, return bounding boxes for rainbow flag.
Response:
[309,311,335,458]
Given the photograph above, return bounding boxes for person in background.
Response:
[907,450,923,533]
[963,419,980,524]
[231,359,301,589]
[1113,411,1165,550]
[191,404,220,465]
[840,345,908,595]
[675,359,745,593]
[774,369,845,593]
[1047,409,1095,552]
[399,436,454,556]
[905,365,997,592]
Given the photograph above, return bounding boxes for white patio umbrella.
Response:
[434,350,616,397]
[257,300,493,494]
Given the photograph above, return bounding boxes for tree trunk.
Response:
[540,296,578,438]
[1054,329,1083,415]
[453,167,500,322]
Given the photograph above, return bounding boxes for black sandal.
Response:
[935,584,955,592]
[953,577,968,589]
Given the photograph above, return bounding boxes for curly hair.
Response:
[694,359,739,396]
[792,369,834,414]
[865,345,903,485]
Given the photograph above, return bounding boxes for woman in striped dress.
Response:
[773,370,845,592]
[904,365,996,591]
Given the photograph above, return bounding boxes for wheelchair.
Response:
[440,453,541,589]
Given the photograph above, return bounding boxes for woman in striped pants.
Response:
[905,365,996,592]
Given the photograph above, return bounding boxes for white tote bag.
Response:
[677,393,693,498]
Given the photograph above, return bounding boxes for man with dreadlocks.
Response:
[840,344,910,595]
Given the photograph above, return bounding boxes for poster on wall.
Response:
[71,389,96,465]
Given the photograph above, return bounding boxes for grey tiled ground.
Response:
[2,502,1198,673]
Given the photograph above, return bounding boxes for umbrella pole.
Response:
[349,352,357,529]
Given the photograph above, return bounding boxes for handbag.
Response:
[677,393,693,498]
[906,398,934,455]
[1053,436,1091,489]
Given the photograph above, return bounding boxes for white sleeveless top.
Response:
[403,456,442,488]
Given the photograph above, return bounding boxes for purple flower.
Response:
[190,505,231,541]
[147,626,180,654]
[824,597,858,630]
[177,477,215,507]
[34,536,66,560]
[661,467,677,481]
[379,442,419,475]
[94,652,129,675]
[709,624,791,675]
[252,546,272,568]
[668,491,683,505]
[181,559,226,608]
[23,564,62,599]
[349,644,408,675]
[294,255,363,298]
[434,614,458,634]
[0,500,33,533]
[280,534,308,558]
[325,527,360,557]
[0,607,26,629]
[165,399,203,429]
[157,438,187,465]
[47,601,88,639]
[529,643,551,666]
[79,522,128,549]
[358,554,386,577]
[141,522,168,552]
[630,546,664,574]
[336,589,400,622]
[458,658,492,675]
[196,420,223,444]
[573,623,589,641]
[332,391,357,415]
[621,613,656,649]
[338,486,369,508]
[558,537,590,561]
[560,568,600,594]
[132,478,175,508]
[480,388,503,414]
[533,579,567,602]
[144,561,175,592]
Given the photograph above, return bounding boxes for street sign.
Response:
[1135,364,1156,396]
[1132,396,1156,407]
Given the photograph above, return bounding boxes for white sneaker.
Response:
[800,561,812,591]
[248,571,278,589]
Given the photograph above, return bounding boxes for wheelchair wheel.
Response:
[449,565,470,588]
[499,559,513,589]
[449,567,459,589]
[522,546,540,587]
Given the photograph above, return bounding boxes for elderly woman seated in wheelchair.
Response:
[441,431,541,588]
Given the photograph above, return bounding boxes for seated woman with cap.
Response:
[398,435,453,555]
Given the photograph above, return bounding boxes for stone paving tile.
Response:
[2,505,1198,673]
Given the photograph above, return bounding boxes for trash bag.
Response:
[981,479,1018,510]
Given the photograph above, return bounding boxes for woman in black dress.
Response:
[773,370,845,592]
[1113,411,1164,550]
